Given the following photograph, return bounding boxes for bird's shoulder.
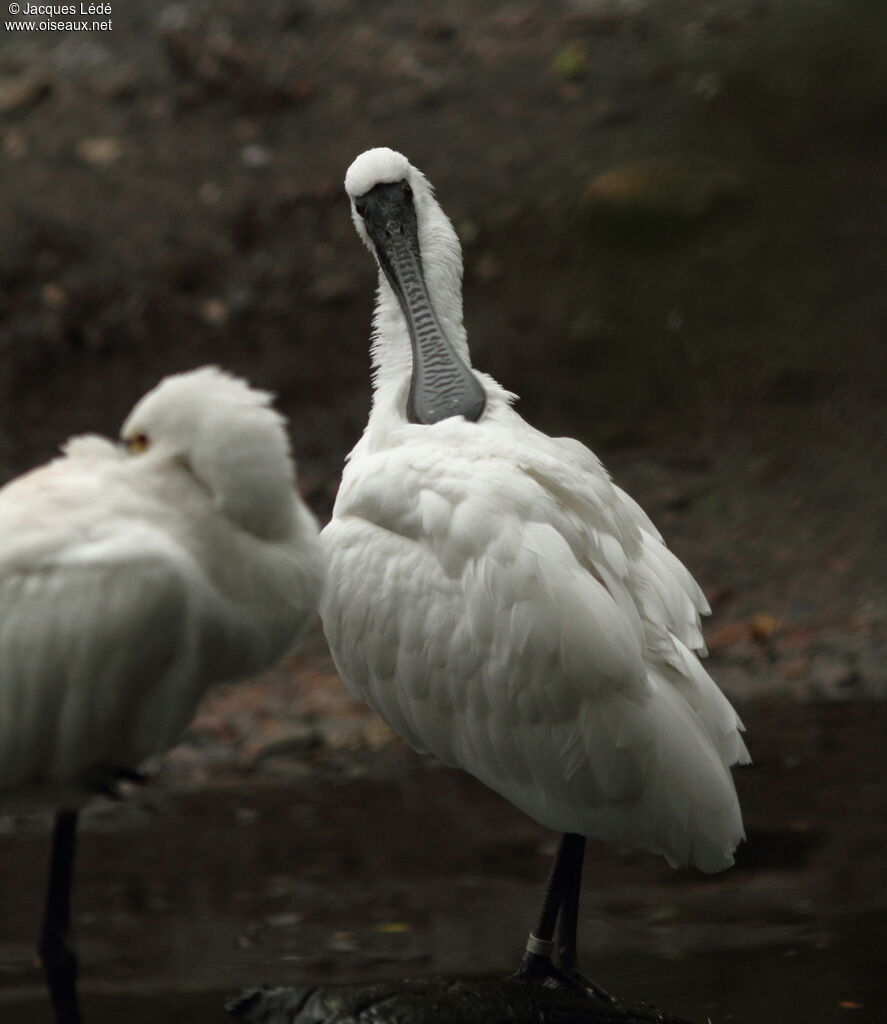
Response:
[0,442,189,571]
[0,436,121,508]
[339,415,599,513]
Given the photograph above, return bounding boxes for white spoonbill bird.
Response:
[321,148,750,998]
[0,367,324,1024]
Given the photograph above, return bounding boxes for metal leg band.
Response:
[525,933,554,957]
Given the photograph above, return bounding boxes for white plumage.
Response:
[322,148,749,881]
[0,365,324,804]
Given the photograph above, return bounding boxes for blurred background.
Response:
[0,1,884,1021]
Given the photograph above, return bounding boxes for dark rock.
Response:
[227,977,694,1024]
[808,654,860,697]
[251,725,323,761]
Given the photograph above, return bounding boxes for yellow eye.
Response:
[125,433,150,454]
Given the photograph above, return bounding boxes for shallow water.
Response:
[3,915,884,1024]
[1,702,885,1023]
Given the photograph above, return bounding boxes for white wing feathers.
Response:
[0,531,191,791]
[521,442,748,771]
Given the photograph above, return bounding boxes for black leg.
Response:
[514,832,612,1003]
[39,810,83,1024]
[514,833,584,988]
[553,834,613,1002]
[554,833,585,972]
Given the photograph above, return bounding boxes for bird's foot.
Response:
[514,951,614,1005]
[39,931,82,1024]
[514,950,580,990]
[555,963,614,1004]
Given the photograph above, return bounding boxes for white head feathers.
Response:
[344,147,412,198]
[123,367,281,436]
[122,367,297,540]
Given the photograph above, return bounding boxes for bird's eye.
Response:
[125,433,150,454]
[355,199,367,218]
[402,182,413,200]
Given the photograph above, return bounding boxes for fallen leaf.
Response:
[584,157,746,223]
[41,283,66,309]
[779,658,808,680]
[648,904,679,924]
[201,298,229,326]
[76,136,123,166]
[0,72,52,114]
[552,42,588,81]
[708,622,746,651]
[750,613,779,642]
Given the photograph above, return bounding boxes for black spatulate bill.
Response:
[356,180,486,425]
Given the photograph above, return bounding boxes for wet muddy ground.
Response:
[1,696,886,1023]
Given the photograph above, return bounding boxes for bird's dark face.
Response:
[354,179,421,288]
[353,179,486,426]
